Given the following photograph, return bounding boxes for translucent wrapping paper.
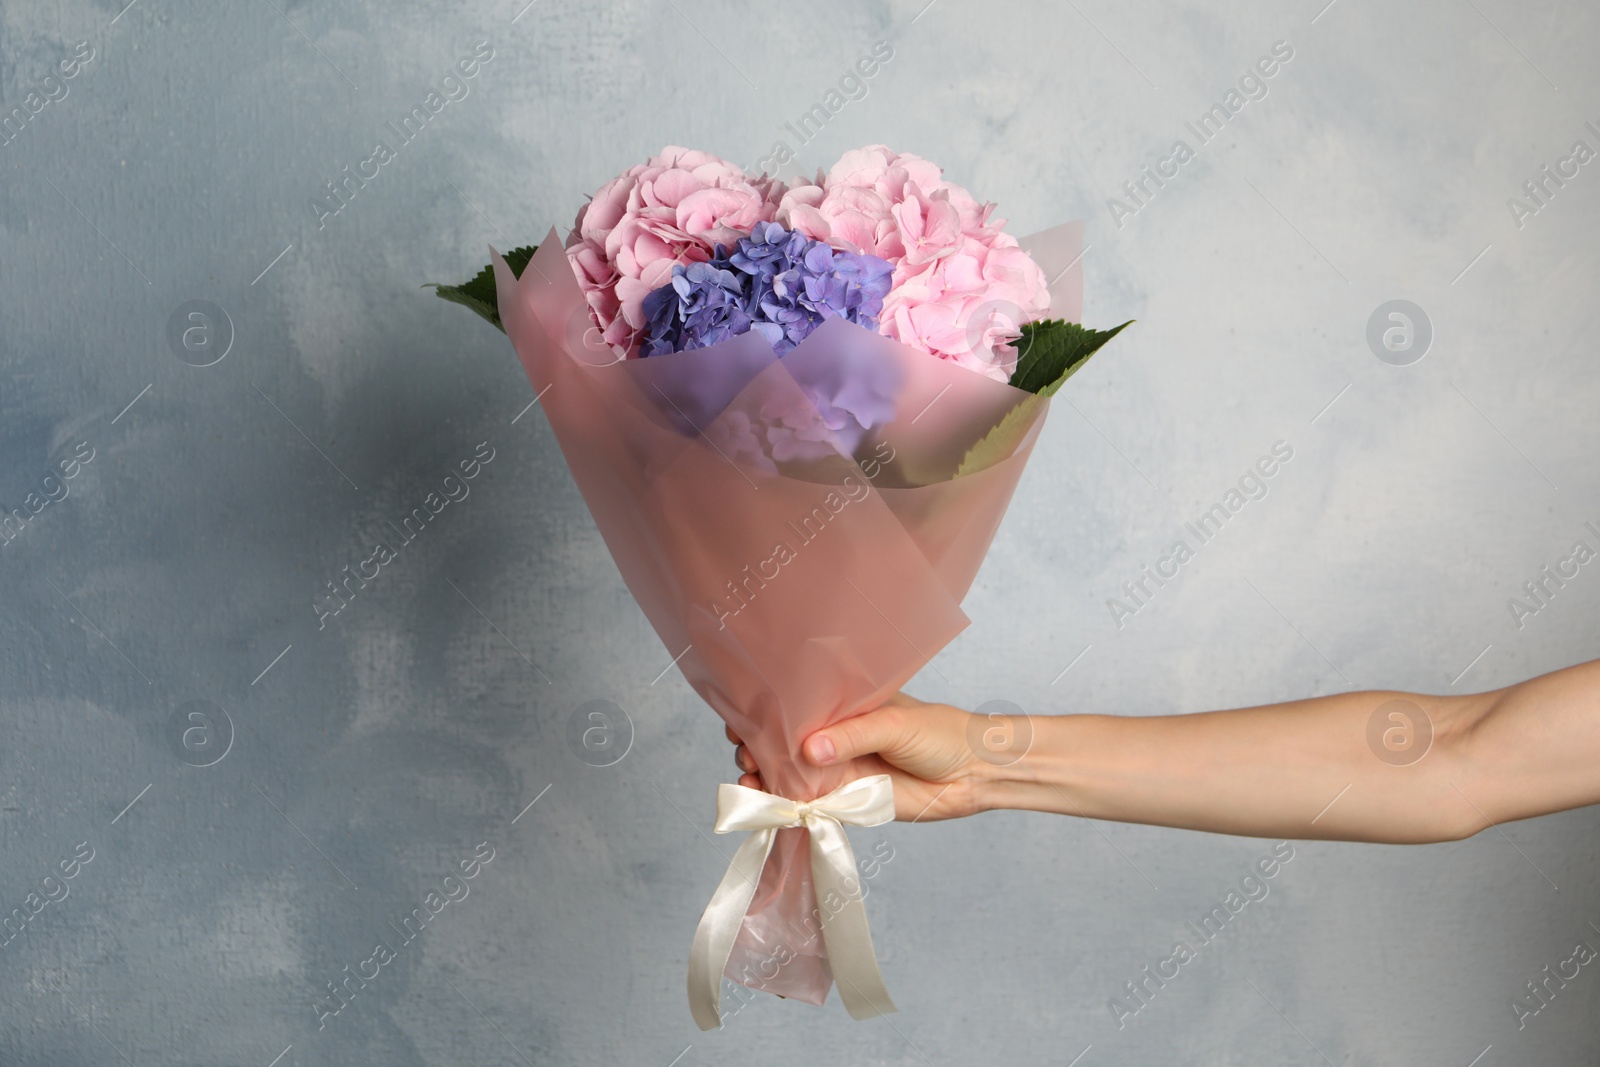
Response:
[494,221,1082,1014]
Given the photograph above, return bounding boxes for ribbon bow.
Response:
[687,774,898,1030]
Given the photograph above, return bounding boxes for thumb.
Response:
[805,704,911,767]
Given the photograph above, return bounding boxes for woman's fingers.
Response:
[734,744,758,773]
[803,704,911,767]
[724,723,741,745]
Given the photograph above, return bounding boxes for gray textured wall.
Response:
[3,0,1598,1063]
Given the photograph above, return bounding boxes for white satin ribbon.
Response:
[687,774,898,1030]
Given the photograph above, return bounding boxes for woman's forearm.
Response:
[982,659,1600,843]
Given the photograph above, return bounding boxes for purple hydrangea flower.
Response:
[640,261,754,358]
[640,223,893,358]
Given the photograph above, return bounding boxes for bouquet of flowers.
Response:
[432,145,1129,1028]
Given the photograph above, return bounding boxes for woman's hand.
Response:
[726,658,1600,844]
[726,691,992,822]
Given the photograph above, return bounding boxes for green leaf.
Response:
[953,318,1133,479]
[1007,317,1134,397]
[953,392,1046,480]
[425,245,539,333]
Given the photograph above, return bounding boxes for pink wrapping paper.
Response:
[494,220,1082,1009]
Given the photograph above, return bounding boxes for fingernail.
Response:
[810,735,836,765]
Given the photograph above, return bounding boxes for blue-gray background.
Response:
[3,0,1598,1063]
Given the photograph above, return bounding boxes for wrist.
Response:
[970,712,1083,815]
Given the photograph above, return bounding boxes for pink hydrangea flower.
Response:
[776,146,1050,382]
[565,148,787,355]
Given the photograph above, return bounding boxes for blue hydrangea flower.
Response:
[640,223,893,358]
[640,260,753,358]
